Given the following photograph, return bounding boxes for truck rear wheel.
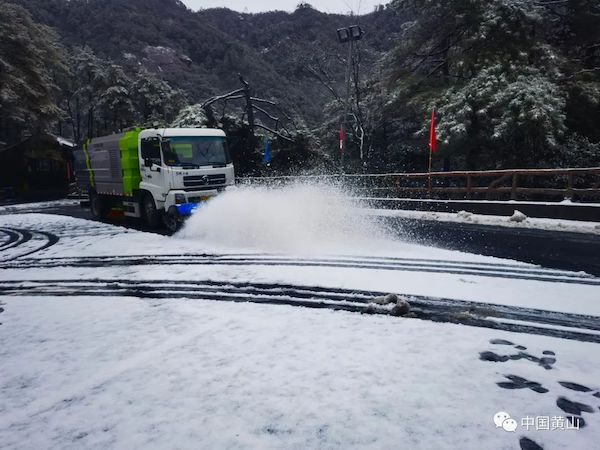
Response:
[142,193,160,229]
[89,191,108,220]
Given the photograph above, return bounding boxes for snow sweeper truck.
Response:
[74,128,234,232]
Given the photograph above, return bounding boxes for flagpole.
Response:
[428,147,432,199]
[429,146,433,171]
[428,107,436,199]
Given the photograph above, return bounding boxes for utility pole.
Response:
[336,24,363,172]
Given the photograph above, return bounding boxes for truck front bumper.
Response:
[164,189,219,212]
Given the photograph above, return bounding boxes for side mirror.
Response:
[144,157,153,168]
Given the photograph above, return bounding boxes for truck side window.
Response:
[141,138,161,165]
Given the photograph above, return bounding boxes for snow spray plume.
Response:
[176,181,397,255]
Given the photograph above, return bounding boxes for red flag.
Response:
[429,108,437,153]
[339,125,344,154]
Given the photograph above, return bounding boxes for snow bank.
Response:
[367,208,600,235]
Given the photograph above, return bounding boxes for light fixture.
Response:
[336,28,350,43]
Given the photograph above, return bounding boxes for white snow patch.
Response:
[1,209,600,449]
[0,199,80,213]
[0,296,599,450]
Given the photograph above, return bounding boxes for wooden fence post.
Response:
[567,173,574,200]
[511,173,518,200]
[428,174,432,199]
[466,175,472,199]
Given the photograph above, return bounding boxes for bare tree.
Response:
[200,76,296,143]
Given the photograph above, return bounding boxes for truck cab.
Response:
[137,128,234,230]
[75,127,234,232]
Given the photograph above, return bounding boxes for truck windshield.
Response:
[161,136,230,168]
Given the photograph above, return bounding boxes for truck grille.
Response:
[183,174,226,188]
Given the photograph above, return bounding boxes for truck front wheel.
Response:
[164,206,183,234]
[142,193,160,229]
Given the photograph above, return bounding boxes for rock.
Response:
[391,296,411,316]
[457,210,473,220]
[370,294,410,316]
[509,210,527,222]
[371,293,398,305]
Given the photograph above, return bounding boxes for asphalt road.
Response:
[394,218,600,277]
[9,203,600,277]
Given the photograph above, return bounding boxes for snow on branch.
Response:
[201,88,245,108]
[254,123,294,142]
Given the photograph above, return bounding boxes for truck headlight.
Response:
[174,193,186,204]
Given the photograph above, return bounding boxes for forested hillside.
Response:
[7,0,401,123]
[1,0,598,175]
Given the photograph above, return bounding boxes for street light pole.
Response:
[341,38,353,170]
[337,25,363,172]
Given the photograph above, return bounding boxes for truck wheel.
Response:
[89,191,107,220]
[164,206,182,234]
[142,193,160,229]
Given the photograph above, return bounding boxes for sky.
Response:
[180,0,385,15]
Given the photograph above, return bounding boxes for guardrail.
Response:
[240,167,600,202]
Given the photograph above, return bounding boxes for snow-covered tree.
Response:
[98,64,135,132]
[171,104,208,128]
[0,1,67,140]
[63,46,109,142]
[385,0,596,169]
[433,66,567,167]
[131,68,186,126]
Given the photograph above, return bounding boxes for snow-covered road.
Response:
[2,294,600,450]
[1,190,600,449]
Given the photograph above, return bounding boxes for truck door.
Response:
[140,137,166,205]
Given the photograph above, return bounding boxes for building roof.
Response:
[54,136,75,148]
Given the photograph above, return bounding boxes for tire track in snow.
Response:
[1,279,599,343]
[0,228,20,248]
[0,228,31,252]
[2,254,598,285]
[0,228,59,261]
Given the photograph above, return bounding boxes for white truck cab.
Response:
[138,128,234,228]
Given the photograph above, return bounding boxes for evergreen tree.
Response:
[171,104,208,128]
[98,64,135,133]
[0,1,66,141]
[64,46,107,141]
[131,68,186,126]
[385,0,599,169]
